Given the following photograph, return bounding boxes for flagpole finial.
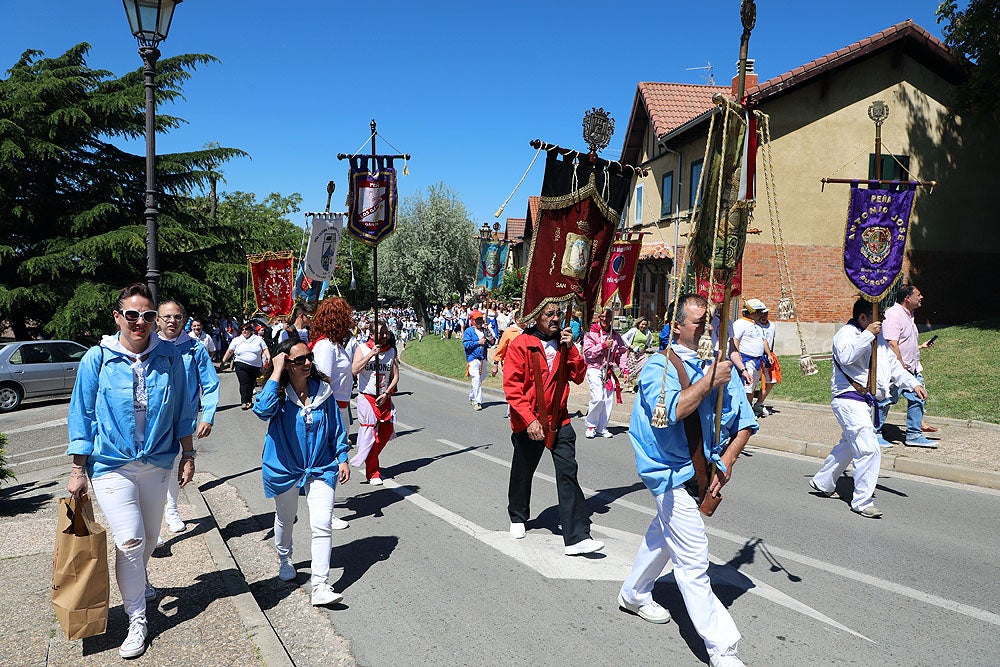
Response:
[583,107,615,155]
[868,100,889,127]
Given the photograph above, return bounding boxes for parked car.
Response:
[0,340,89,412]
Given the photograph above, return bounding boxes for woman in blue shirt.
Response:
[66,282,195,659]
[253,338,351,607]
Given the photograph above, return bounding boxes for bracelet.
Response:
[181,449,197,459]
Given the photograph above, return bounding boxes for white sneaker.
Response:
[144,582,157,601]
[617,593,671,624]
[599,430,613,439]
[368,476,383,486]
[709,655,745,667]
[167,518,186,533]
[278,557,296,582]
[311,583,344,606]
[330,516,349,530]
[118,617,148,659]
[585,428,596,439]
[564,538,605,556]
[509,522,526,539]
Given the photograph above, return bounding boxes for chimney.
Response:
[732,59,758,98]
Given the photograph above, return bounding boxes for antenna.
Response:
[685,61,714,85]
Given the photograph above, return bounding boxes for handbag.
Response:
[51,493,109,640]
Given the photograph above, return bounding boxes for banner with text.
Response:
[248,251,294,316]
[304,213,344,282]
[843,182,916,301]
[346,156,398,246]
[600,239,642,308]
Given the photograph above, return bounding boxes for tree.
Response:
[937,0,1000,119]
[376,183,478,324]
[492,265,525,303]
[0,43,247,340]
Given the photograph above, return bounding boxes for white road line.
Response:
[10,451,70,467]
[9,443,67,459]
[2,418,68,434]
[433,435,1000,629]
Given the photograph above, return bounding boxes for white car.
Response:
[0,340,89,412]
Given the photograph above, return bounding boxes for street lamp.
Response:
[122,0,182,305]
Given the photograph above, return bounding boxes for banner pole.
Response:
[370,119,381,394]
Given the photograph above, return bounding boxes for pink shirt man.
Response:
[882,302,921,374]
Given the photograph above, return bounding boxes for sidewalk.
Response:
[403,360,1000,491]
[0,468,296,667]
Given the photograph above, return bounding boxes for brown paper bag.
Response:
[51,494,109,640]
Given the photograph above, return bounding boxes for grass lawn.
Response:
[401,335,504,390]
[770,319,1000,423]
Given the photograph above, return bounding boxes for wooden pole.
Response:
[370,119,381,395]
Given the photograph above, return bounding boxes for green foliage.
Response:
[0,43,267,341]
[0,432,13,486]
[937,0,1000,119]
[376,183,478,322]
[492,265,524,303]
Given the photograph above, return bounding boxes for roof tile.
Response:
[637,82,731,137]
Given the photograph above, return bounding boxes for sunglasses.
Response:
[159,314,185,321]
[286,352,314,366]
[118,309,157,323]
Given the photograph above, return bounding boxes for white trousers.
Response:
[273,478,335,586]
[621,487,741,658]
[91,460,171,620]
[468,359,483,404]
[812,398,880,511]
[164,454,181,524]
[585,367,613,433]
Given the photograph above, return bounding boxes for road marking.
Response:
[9,443,66,459]
[2,418,68,434]
[380,474,872,643]
[431,434,1000,630]
[10,449,70,467]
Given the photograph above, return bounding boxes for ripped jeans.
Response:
[91,460,171,620]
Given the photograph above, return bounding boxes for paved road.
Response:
[4,369,999,666]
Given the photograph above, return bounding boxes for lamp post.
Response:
[122,0,181,305]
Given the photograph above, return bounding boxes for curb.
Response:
[400,360,1000,491]
[185,481,295,667]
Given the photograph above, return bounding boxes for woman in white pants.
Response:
[253,339,351,606]
[67,282,196,659]
[582,309,628,438]
[310,297,359,530]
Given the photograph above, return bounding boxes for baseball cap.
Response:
[744,298,767,313]
[469,310,484,321]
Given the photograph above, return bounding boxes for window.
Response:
[689,159,703,209]
[660,172,674,218]
[10,343,55,365]
[53,342,88,362]
[634,184,644,225]
[868,154,910,190]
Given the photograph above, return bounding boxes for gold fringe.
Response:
[696,331,714,361]
[651,400,668,428]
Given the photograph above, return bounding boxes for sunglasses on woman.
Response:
[118,309,158,323]
[286,352,314,366]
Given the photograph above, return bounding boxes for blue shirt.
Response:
[253,379,349,498]
[463,326,488,362]
[168,335,220,425]
[658,324,671,351]
[628,345,758,496]
[67,337,195,478]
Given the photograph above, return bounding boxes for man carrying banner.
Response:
[503,304,604,556]
[463,310,491,411]
[810,297,925,518]
[618,293,756,667]
[582,308,628,439]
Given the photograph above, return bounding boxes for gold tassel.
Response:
[651,400,668,428]
[403,160,409,176]
[696,331,714,361]
[799,355,819,376]
[777,297,794,320]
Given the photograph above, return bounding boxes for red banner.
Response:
[248,251,294,316]
[521,177,618,323]
[695,260,742,305]
[600,239,641,309]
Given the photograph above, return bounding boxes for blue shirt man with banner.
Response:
[463,310,491,411]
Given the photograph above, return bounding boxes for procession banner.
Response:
[695,260,743,304]
[248,251,294,316]
[346,156,398,246]
[476,241,509,290]
[293,263,328,302]
[521,152,628,322]
[304,213,343,281]
[843,182,916,301]
[600,239,642,308]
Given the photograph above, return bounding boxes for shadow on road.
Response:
[0,479,57,516]
[199,467,262,494]
[330,535,399,592]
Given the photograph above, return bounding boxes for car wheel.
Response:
[0,382,24,412]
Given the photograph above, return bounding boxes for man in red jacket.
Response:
[503,303,604,556]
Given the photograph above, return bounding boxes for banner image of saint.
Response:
[600,239,642,308]
[304,213,343,282]
[476,241,509,290]
[843,182,916,300]
[248,251,294,316]
[346,156,398,246]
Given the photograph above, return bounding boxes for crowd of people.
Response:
[63,281,937,666]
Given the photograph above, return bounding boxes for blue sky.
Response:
[4,1,952,227]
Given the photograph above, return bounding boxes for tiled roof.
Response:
[505,217,525,241]
[523,195,542,239]
[639,243,674,261]
[639,82,731,137]
[747,19,961,105]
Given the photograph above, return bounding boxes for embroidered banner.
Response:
[695,260,742,304]
[346,156,398,246]
[293,263,328,302]
[476,241,509,290]
[304,213,343,282]
[600,239,642,308]
[843,182,916,300]
[248,251,294,316]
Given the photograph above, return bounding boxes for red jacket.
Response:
[502,330,586,433]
